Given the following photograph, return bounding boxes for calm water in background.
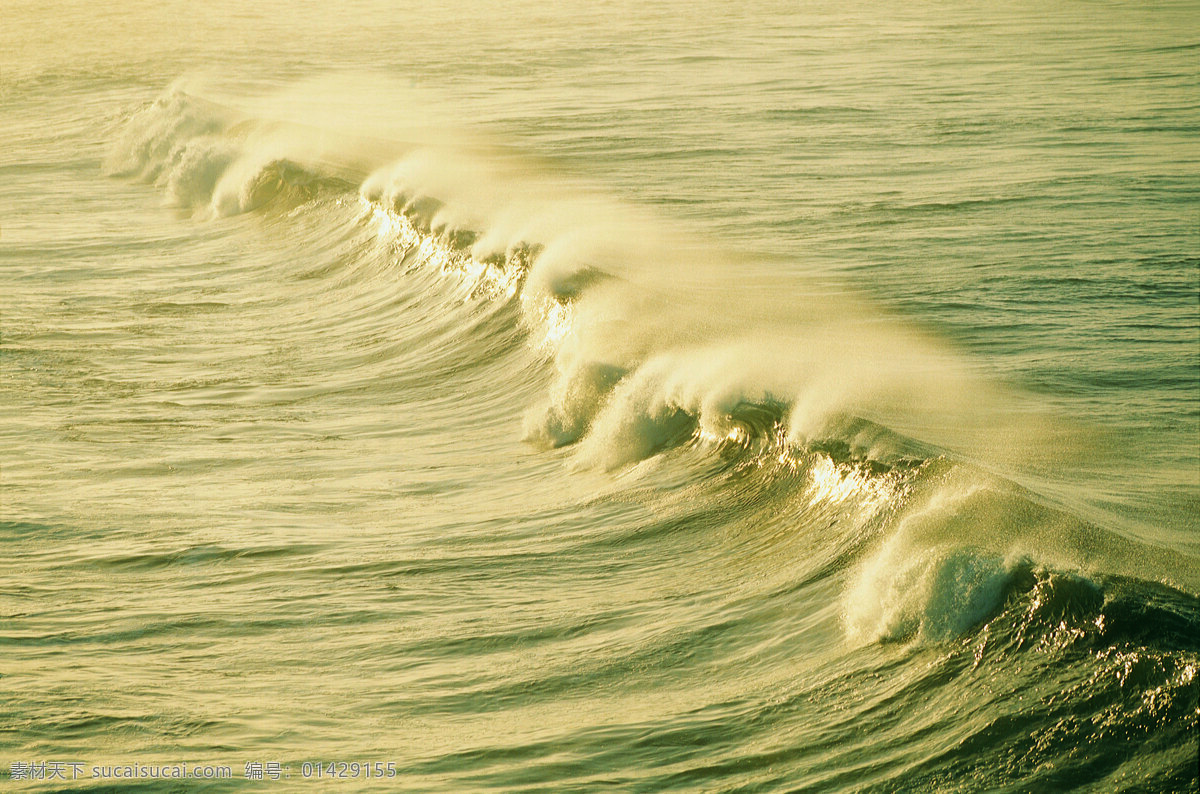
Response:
[3,1,1198,790]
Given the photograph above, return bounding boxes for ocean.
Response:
[3,0,1198,790]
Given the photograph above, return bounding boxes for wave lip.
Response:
[855,547,1017,643]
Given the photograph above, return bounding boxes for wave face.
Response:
[5,3,1198,791]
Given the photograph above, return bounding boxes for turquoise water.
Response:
[3,1,1198,790]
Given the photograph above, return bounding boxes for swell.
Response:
[42,71,1199,788]
[106,82,1198,639]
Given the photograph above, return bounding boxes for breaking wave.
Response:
[102,78,1200,789]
